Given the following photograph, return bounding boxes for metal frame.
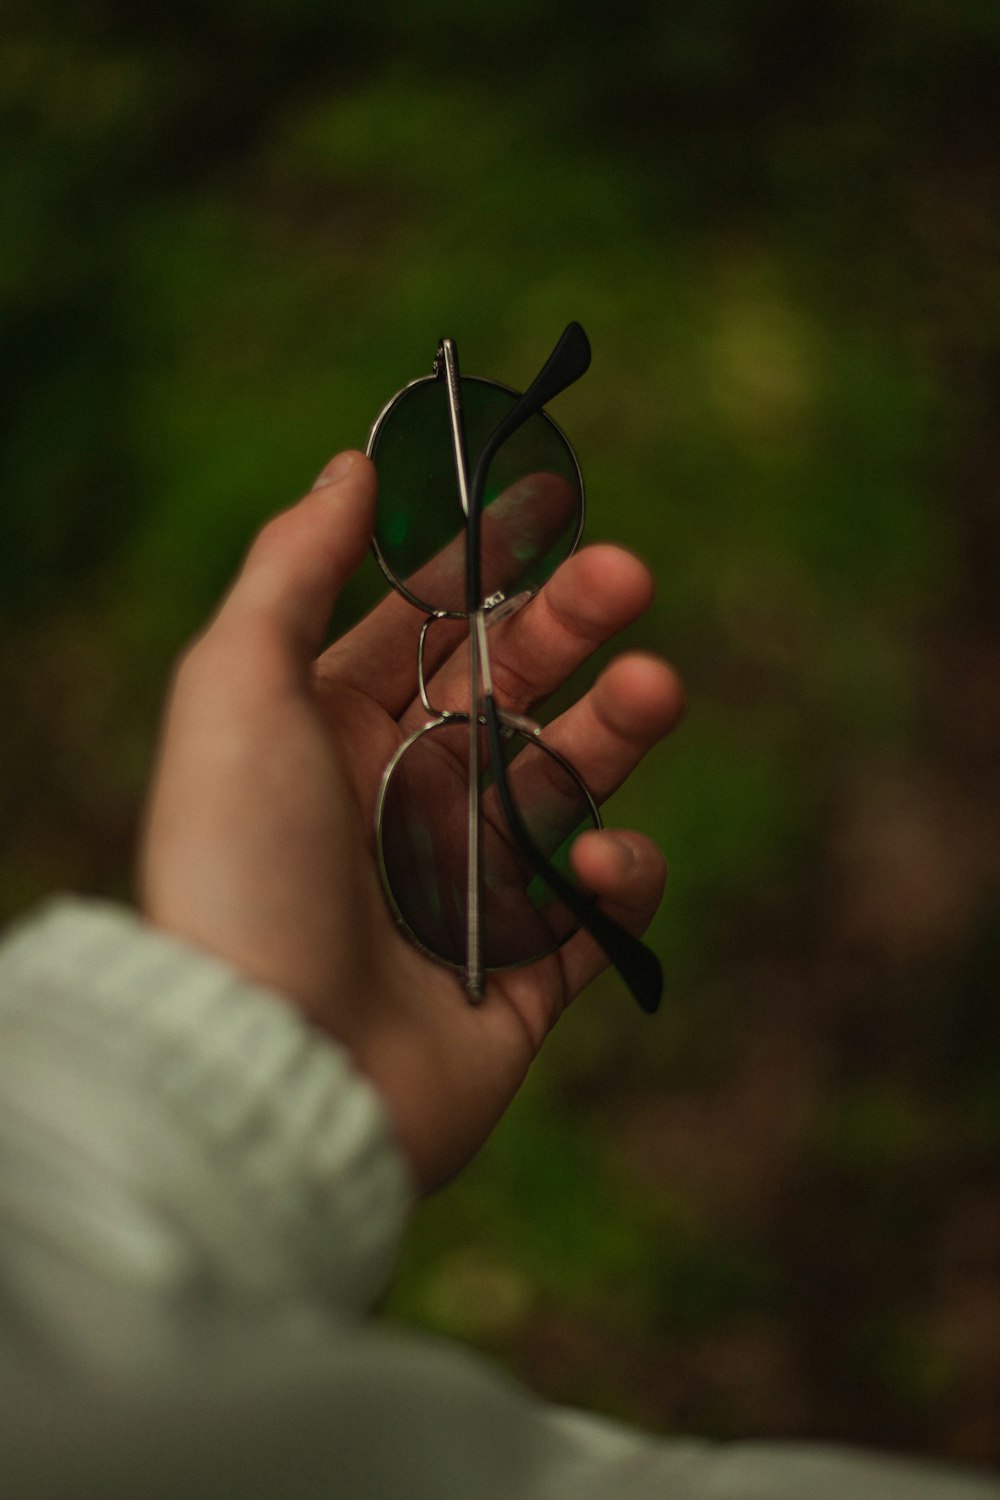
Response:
[365,367,586,620]
[366,326,663,1014]
[374,712,602,977]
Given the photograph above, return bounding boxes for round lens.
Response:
[377,716,597,971]
[369,377,583,615]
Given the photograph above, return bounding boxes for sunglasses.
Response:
[366,324,662,1015]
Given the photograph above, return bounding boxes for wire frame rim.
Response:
[374,711,602,977]
[365,371,586,619]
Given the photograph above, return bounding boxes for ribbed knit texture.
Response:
[0,898,412,1316]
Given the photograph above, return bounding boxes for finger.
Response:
[318,470,578,715]
[398,544,656,734]
[539,652,684,803]
[206,451,376,679]
[559,829,667,998]
[392,469,578,614]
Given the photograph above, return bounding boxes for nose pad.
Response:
[484,588,532,626]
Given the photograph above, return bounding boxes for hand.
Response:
[139,451,685,1190]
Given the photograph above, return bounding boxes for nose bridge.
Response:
[417,612,467,720]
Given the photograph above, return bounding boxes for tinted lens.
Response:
[377,717,597,970]
[369,377,582,615]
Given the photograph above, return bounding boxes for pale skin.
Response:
[139,450,685,1191]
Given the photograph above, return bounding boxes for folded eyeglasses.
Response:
[366,324,662,1014]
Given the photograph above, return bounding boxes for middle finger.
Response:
[399,543,656,735]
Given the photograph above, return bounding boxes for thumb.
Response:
[215,450,376,664]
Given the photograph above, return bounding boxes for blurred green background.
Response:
[2,0,998,1468]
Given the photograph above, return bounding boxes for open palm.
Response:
[140,453,683,1189]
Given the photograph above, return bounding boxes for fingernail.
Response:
[312,451,356,489]
[607,833,637,874]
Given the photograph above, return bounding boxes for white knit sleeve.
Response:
[0,897,413,1324]
[0,900,995,1500]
